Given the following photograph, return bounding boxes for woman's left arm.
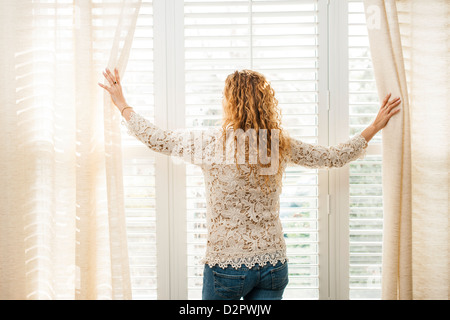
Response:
[98,67,206,164]
[121,110,200,160]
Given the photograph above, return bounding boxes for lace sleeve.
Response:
[287,133,368,169]
[121,111,209,166]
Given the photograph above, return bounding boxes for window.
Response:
[183,0,322,300]
[121,0,157,300]
[121,0,382,300]
[348,0,382,300]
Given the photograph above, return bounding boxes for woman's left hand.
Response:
[98,67,128,111]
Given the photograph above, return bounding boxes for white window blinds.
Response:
[183,0,321,300]
[117,0,384,300]
[348,0,383,300]
[120,0,157,300]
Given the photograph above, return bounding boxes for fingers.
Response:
[103,68,115,85]
[106,68,116,83]
[114,68,120,84]
[381,92,401,111]
[102,71,113,86]
[387,97,401,110]
[381,93,392,108]
[382,96,402,120]
[99,67,120,91]
[98,82,111,92]
[389,107,401,118]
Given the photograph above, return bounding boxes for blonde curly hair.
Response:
[220,69,291,194]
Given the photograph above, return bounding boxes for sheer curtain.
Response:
[0,0,142,299]
[363,0,449,299]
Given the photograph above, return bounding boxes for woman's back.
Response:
[200,128,289,269]
[122,110,368,269]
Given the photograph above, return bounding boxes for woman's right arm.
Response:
[287,93,401,169]
[287,133,369,169]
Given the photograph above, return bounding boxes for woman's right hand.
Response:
[372,93,402,131]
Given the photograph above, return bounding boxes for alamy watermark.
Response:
[365,4,381,30]
[170,128,280,176]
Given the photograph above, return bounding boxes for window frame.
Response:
[137,0,380,300]
[328,0,350,300]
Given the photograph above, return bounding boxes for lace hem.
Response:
[202,250,288,270]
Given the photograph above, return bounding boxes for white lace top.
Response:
[122,111,368,269]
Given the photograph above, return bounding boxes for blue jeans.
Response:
[202,260,289,300]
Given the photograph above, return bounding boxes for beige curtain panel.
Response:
[0,0,142,299]
[363,0,449,300]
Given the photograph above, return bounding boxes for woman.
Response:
[99,67,401,300]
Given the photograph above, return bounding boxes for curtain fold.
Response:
[364,0,449,300]
[0,0,142,299]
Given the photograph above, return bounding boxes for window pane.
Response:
[348,155,383,300]
[121,0,157,300]
[184,0,320,300]
[348,0,383,300]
